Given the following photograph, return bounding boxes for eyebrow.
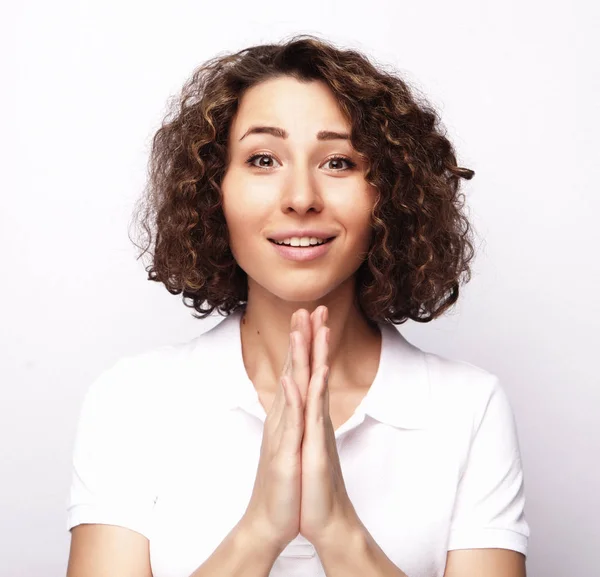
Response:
[239,125,350,142]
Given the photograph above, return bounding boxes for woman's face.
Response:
[221,75,377,304]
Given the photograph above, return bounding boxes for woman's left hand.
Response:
[294,306,359,548]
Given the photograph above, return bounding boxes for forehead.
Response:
[229,76,350,140]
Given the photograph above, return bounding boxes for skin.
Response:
[221,75,382,426]
[279,307,527,577]
[66,75,526,577]
[220,75,527,577]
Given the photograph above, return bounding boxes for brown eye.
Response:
[245,153,281,169]
[245,153,356,172]
[323,156,356,171]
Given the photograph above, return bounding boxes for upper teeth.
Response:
[274,237,327,246]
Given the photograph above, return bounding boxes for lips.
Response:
[268,237,335,247]
[269,236,336,262]
[267,229,338,242]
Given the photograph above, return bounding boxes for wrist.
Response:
[236,514,287,558]
[314,510,366,552]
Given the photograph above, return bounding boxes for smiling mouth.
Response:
[268,237,336,247]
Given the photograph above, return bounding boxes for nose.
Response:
[280,165,324,215]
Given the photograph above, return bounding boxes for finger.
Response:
[309,308,319,374]
[273,362,289,412]
[306,310,332,447]
[265,376,286,435]
[310,306,327,374]
[309,306,324,337]
[306,365,330,427]
[271,314,297,422]
[323,365,330,415]
[280,376,304,450]
[296,309,312,367]
[292,313,311,402]
[283,376,303,425]
[282,311,297,377]
[311,305,326,326]
[313,321,329,376]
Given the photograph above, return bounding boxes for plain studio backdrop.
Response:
[1,1,598,575]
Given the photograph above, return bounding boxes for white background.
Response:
[2,1,598,575]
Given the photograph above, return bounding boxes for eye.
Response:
[244,153,357,172]
[245,153,281,170]
[322,155,357,171]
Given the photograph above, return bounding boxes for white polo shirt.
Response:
[67,308,529,577]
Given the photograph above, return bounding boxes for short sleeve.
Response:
[66,356,159,539]
[447,376,530,555]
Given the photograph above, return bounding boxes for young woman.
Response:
[66,36,529,577]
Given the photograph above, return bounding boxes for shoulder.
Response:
[420,349,518,448]
[424,351,502,414]
[385,325,505,420]
[85,344,188,402]
[80,322,231,423]
[77,312,244,437]
[400,349,521,484]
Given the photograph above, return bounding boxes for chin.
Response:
[262,281,335,305]
[244,265,355,305]
[277,289,331,305]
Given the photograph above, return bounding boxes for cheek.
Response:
[223,208,255,261]
[222,172,275,224]
[340,196,374,241]
[221,182,254,237]
[221,197,268,263]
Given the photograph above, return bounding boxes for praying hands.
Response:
[242,305,362,554]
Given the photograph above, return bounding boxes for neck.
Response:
[239,275,381,394]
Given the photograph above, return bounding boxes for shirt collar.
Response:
[360,322,432,430]
[199,308,432,430]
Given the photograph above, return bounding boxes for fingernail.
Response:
[323,307,328,324]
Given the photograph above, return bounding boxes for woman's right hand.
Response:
[241,310,311,554]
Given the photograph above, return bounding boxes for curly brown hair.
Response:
[130,34,476,325]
